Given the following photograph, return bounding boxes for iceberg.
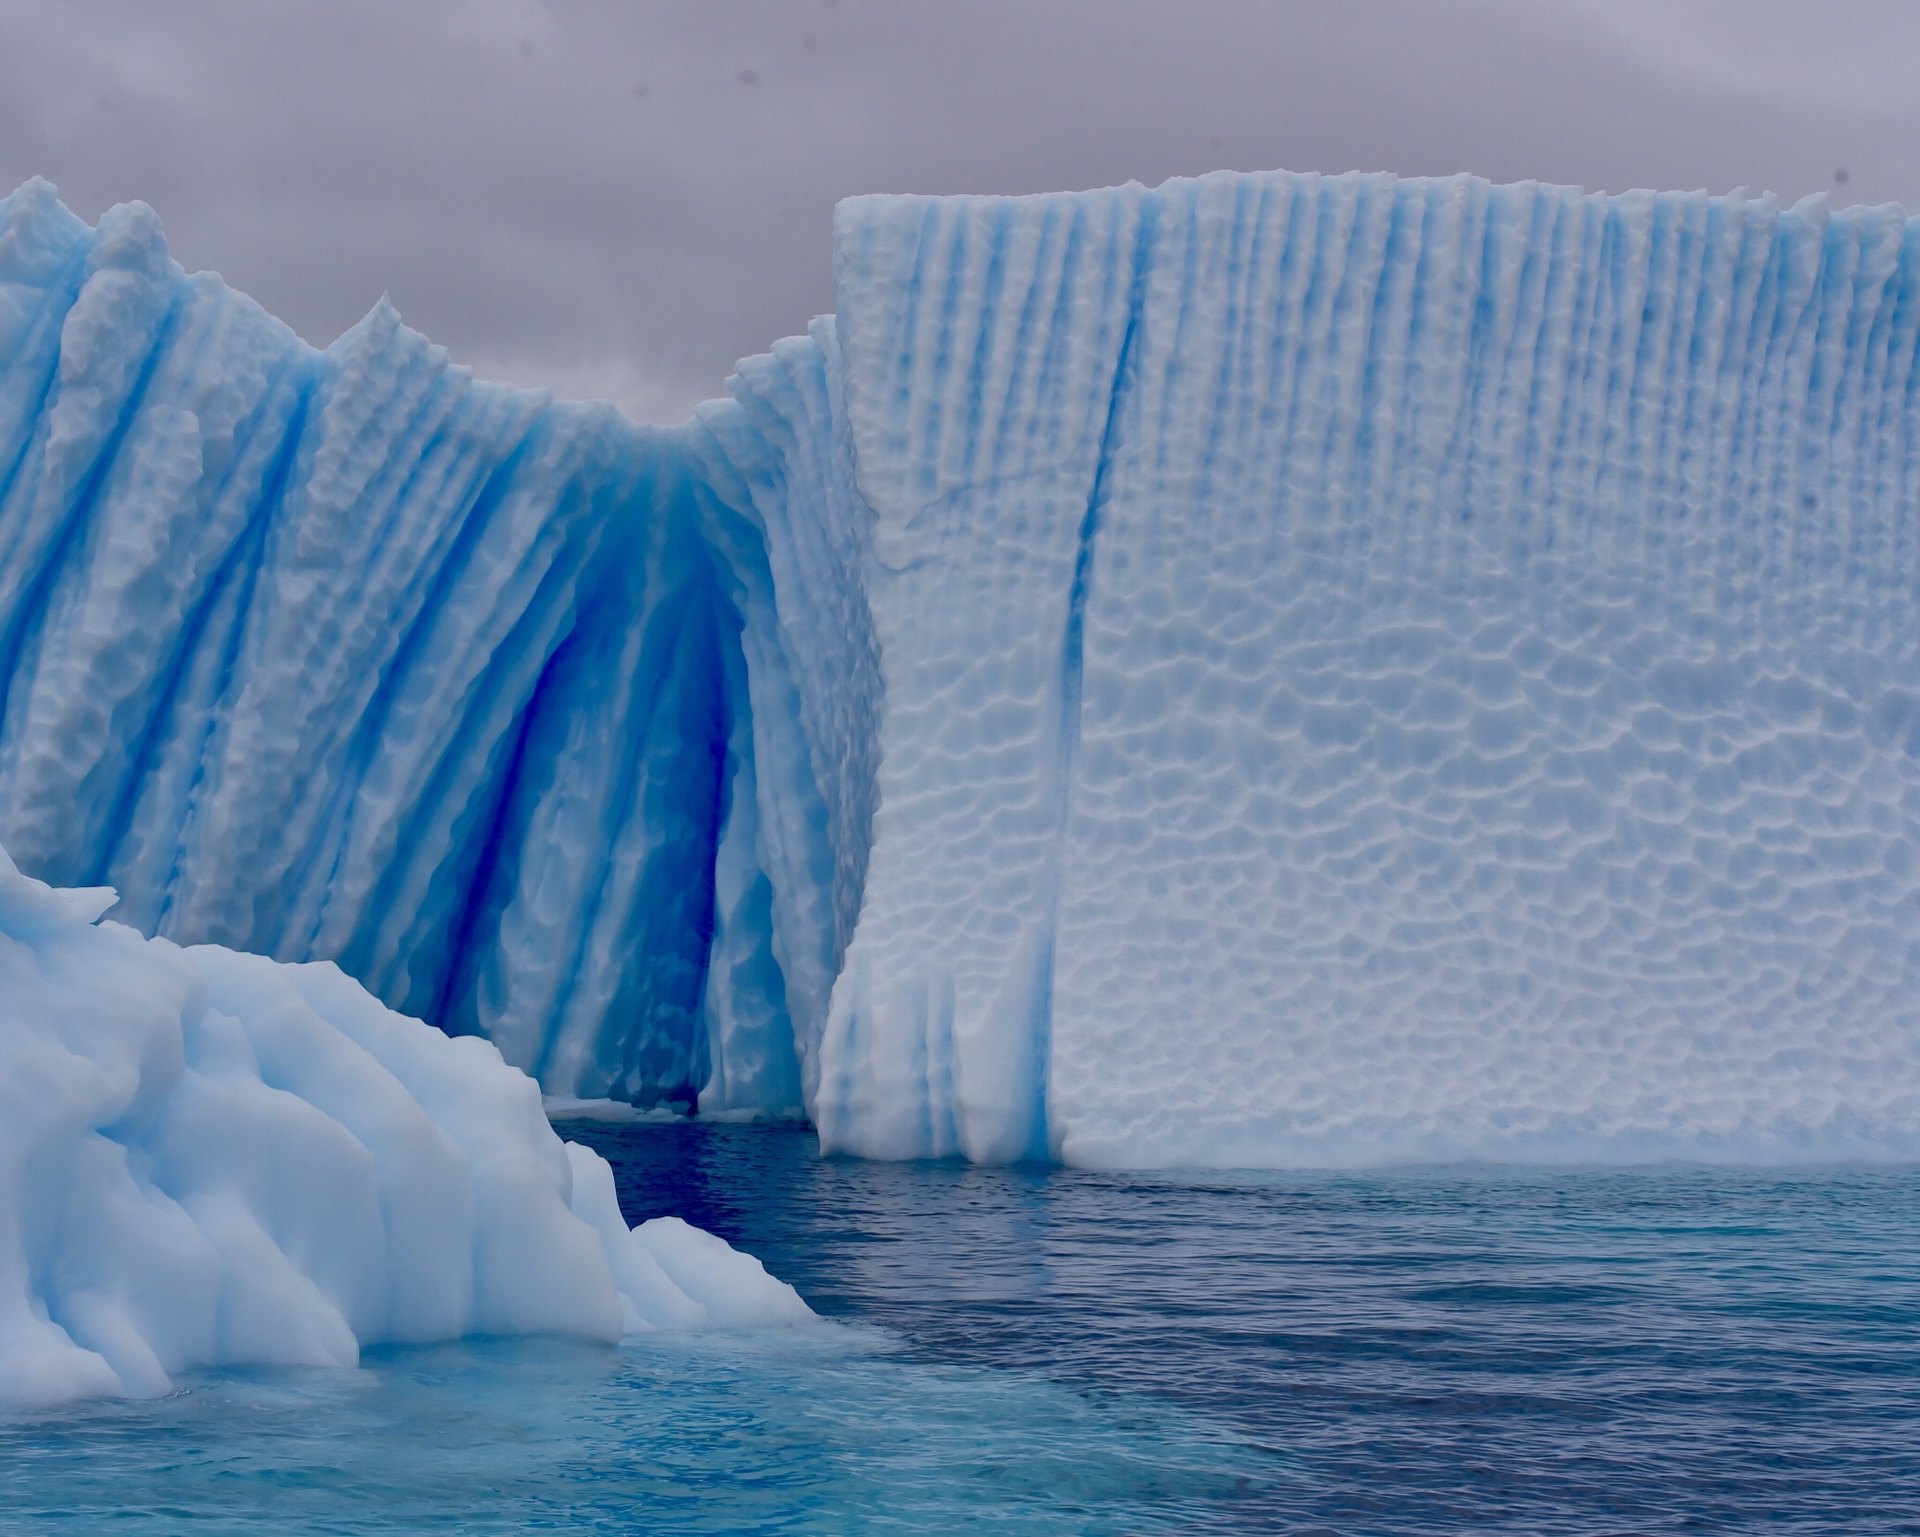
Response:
[0,176,852,1121]
[0,840,809,1409]
[3,170,1919,1168]
[816,176,1920,1167]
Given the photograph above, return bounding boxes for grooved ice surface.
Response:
[0,178,864,1117]
[0,842,810,1409]
[683,321,881,1113]
[817,173,1920,1165]
[6,170,1920,1167]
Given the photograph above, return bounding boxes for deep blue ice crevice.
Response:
[683,318,883,1112]
[0,179,860,1114]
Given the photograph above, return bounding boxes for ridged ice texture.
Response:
[0,179,862,1113]
[684,319,882,1110]
[817,171,1920,1166]
[13,168,1920,1168]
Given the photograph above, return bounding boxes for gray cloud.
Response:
[4,0,1915,422]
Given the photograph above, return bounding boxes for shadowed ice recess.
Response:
[2,169,1918,1167]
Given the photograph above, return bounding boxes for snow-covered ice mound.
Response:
[0,842,809,1410]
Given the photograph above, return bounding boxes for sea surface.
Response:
[4,1122,1916,1534]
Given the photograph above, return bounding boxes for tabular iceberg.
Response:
[818,175,1920,1166]
[3,170,1919,1167]
[0,839,809,1409]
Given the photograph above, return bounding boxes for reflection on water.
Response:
[5,1119,1917,1534]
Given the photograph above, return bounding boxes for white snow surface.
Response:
[0,842,810,1410]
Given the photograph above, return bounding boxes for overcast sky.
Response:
[4,1,1918,423]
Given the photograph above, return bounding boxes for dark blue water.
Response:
[5,1122,1917,1534]
[573,1123,1920,1534]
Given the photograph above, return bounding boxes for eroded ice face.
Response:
[814,174,1920,1167]
[4,169,1919,1169]
[0,177,865,1120]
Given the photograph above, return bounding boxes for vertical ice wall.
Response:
[815,171,1920,1165]
[0,178,867,1113]
[683,320,882,1111]
[9,168,1920,1164]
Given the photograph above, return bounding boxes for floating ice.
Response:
[4,171,1920,1168]
[0,842,810,1409]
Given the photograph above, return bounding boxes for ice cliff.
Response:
[4,171,1919,1167]
[0,177,867,1122]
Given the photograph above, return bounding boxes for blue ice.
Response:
[4,170,1920,1170]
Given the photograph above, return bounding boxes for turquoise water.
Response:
[1,1332,1239,1532]
[5,1123,1917,1533]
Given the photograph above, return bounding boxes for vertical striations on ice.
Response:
[683,318,882,1111]
[7,169,1920,1165]
[817,172,1920,1166]
[0,178,859,1115]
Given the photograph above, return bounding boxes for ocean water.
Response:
[5,1124,1917,1534]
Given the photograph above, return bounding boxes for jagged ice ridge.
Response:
[3,170,1919,1168]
